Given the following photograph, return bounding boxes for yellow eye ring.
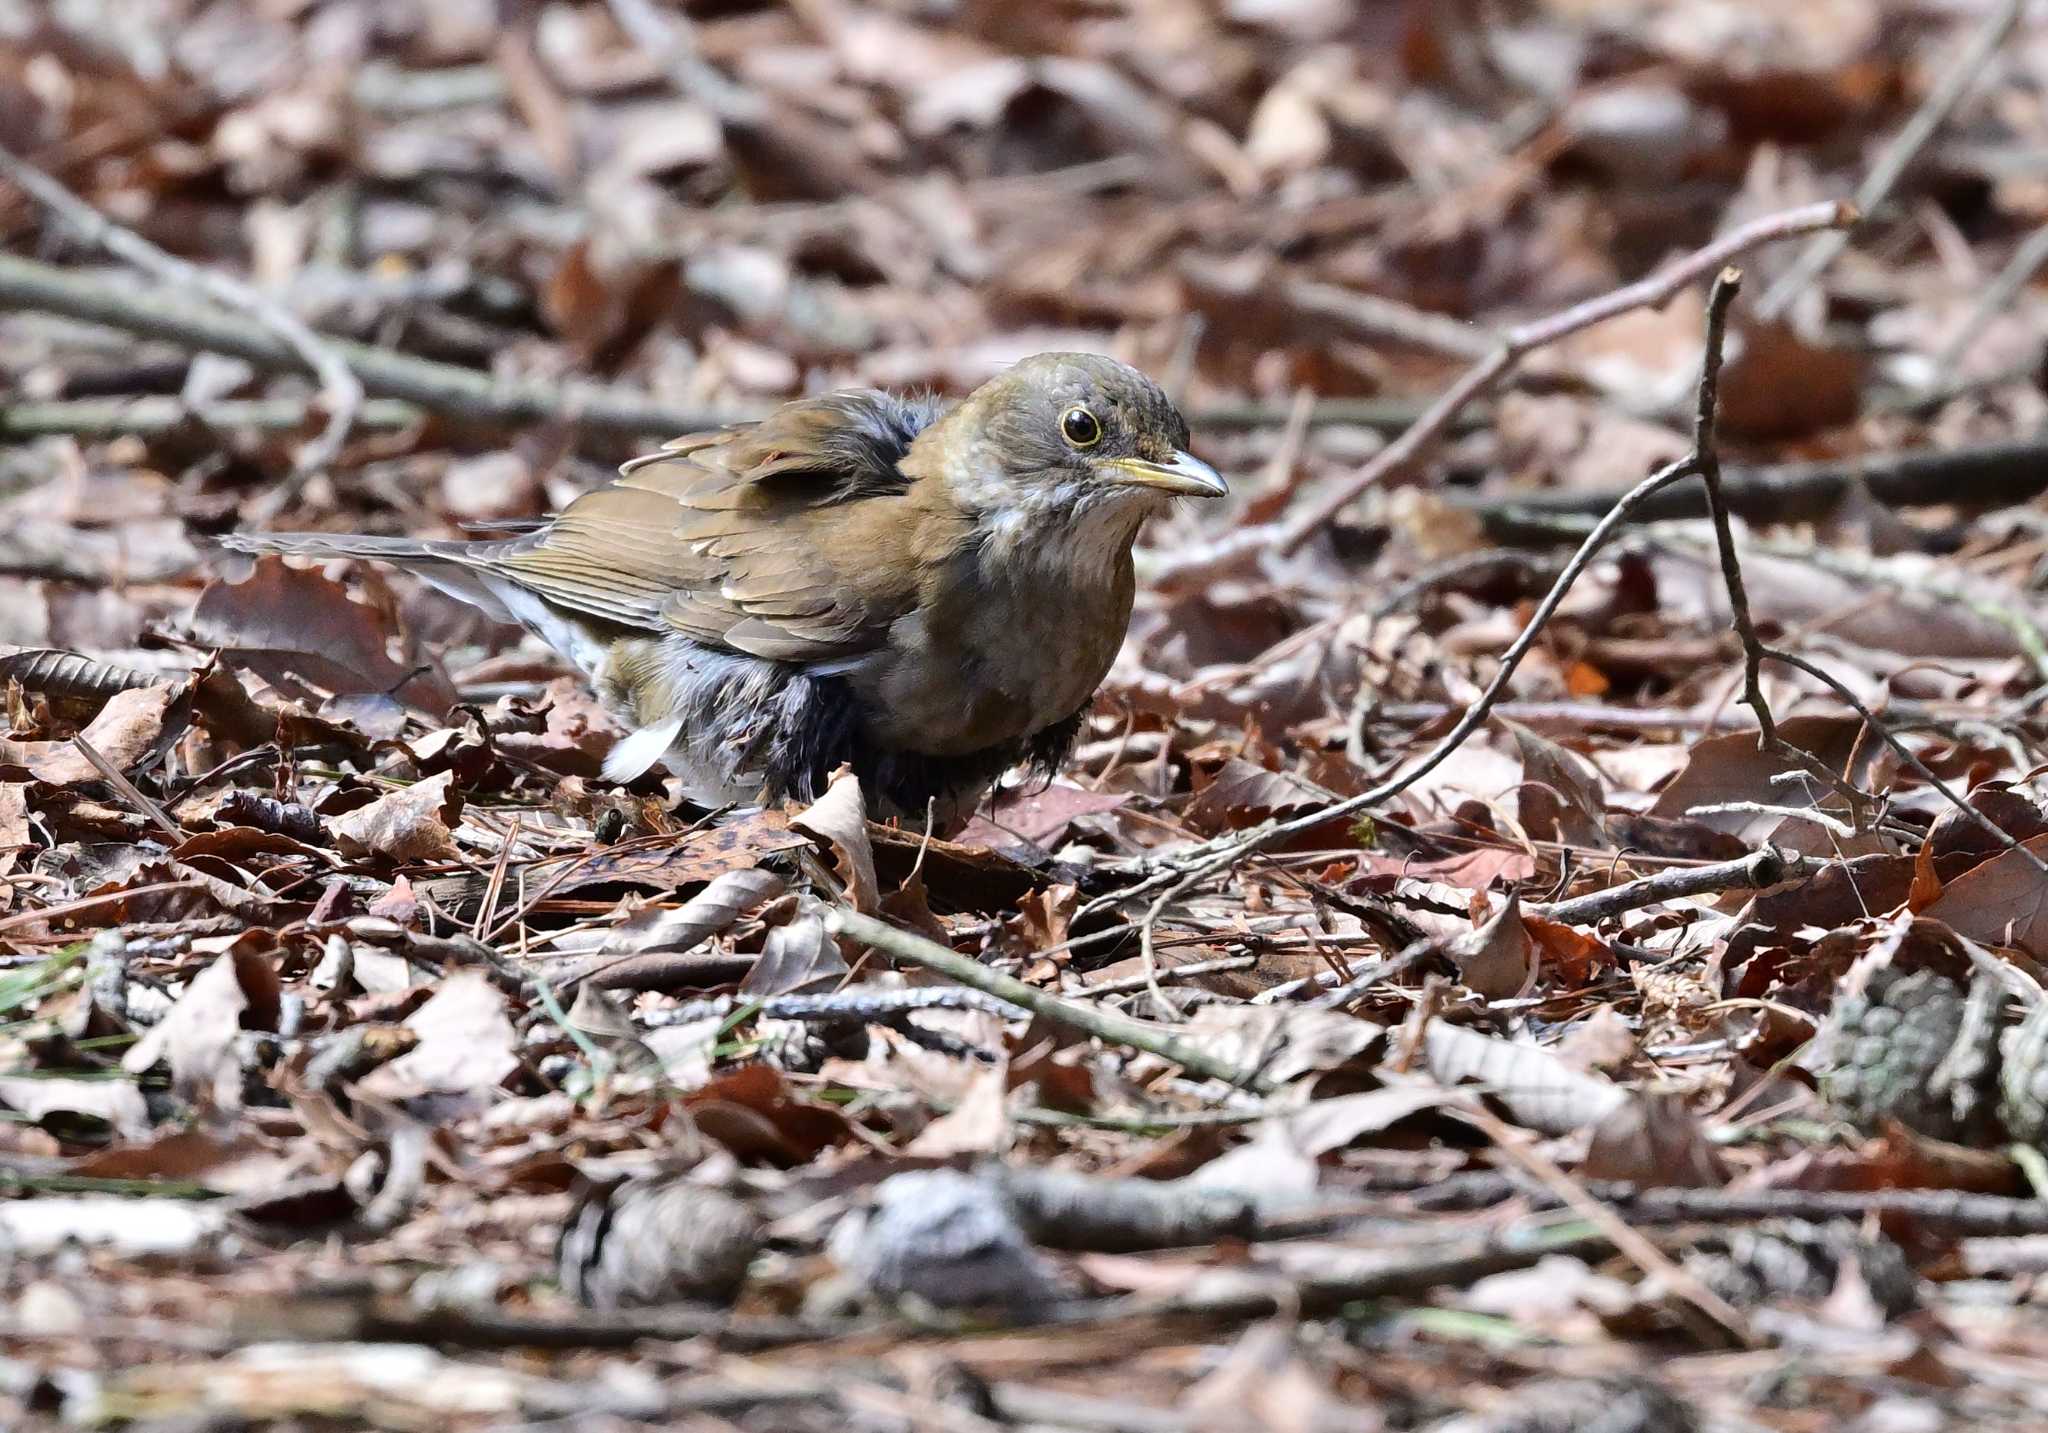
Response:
[1060,405,1102,448]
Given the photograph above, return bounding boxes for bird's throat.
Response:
[973,487,1153,593]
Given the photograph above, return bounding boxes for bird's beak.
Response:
[1097,450,1228,498]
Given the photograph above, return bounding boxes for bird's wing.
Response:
[477,390,949,663]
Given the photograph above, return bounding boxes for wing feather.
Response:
[472,390,950,664]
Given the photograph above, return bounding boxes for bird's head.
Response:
[910,353,1226,532]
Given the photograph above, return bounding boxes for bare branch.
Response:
[0,145,364,483]
[1271,200,1855,553]
[1108,269,1752,925]
[1533,846,1819,928]
[0,251,745,439]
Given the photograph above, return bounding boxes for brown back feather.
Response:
[474,389,961,662]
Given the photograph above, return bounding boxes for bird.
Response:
[220,352,1225,824]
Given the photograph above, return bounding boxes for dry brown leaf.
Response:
[1185,755,1336,834]
[1650,713,1874,841]
[956,781,1129,851]
[605,867,786,956]
[1908,835,1943,911]
[1579,1091,1728,1187]
[355,971,518,1100]
[69,1128,301,1196]
[122,943,284,1113]
[740,897,849,997]
[540,810,809,897]
[904,1062,1011,1157]
[330,772,463,863]
[1716,319,1863,441]
[792,768,879,913]
[1524,914,1616,985]
[0,781,26,911]
[1921,835,2048,958]
[193,557,457,715]
[1503,717,1607,848]
[685,1064,851,1164]
[0,683,181,785]
[1281,1084,1462,1156]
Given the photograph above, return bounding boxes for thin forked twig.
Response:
[1269,200,1855,554]
[1128,269,1750,907]
[0,144,364,484]
[1768,647,2048,878]
[1682,276,2048,877]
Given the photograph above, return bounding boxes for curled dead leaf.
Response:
[1444,892,1534,1000]
[792,768,879,912]
[330,772,463,863]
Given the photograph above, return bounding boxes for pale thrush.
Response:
[222,352,1225,820]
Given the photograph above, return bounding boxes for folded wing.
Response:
[478,390,947,664]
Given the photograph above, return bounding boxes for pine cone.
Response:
[1688,1219,1917,1317]
[558,1173,762,1308]
[2000,998,2048,1148]
[1812,968,2000,1142]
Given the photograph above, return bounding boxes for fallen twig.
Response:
[1388,1176,2048,1236]
[824,908,1271,1093]
[1110,269,1751,924]
[0,252,745,440]
[1359,699,1759,734]
[1178,252,1498,360]
[0,396,426,442]
[1270,199,1855,553]
[69,736,182,842]
[639,985,1030,1028]
[0,391,1455,446]
[1532,846,1818,928]
[603,0,760,123]
[0,253,1467,462]
[0,145,364,483]
[1932,220,2048,376]
[1458,1104,1755,1347]
[1460,435,2048,543]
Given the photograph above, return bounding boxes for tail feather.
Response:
[217,531,517,624]
[218,531,468,563]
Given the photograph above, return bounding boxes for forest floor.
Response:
[9,1,2048,1429]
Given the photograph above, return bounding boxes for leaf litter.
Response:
[9,1,2048,1429]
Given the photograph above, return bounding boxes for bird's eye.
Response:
[1060,406,1102,448]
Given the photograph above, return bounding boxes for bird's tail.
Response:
[216,532,517,623]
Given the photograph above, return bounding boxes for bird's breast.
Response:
[851,535,1135,757]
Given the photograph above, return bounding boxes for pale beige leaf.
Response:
[0,1075,150,1139]
[1444,892,1534,1000]
[122,946,281,1113]
[355,971,517,1099]
[792,768,879,913]
[330,771,463,863]
[1423,1021,1628,1135]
